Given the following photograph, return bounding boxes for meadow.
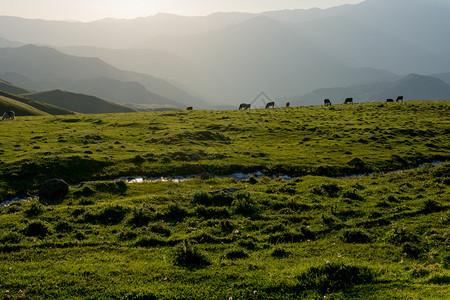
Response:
[0,101,449,299]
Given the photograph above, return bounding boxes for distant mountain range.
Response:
[0,0,449,106]
[21,90,138,114]
[0,89,74,116]
[0,45,207,108]
[292,74,450,106]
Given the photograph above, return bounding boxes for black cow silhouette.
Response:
[344,98,353,104]
[265,101,275,109]
[324,99,332,106]
[239,103,251,110]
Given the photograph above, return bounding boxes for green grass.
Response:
[0,100,449,298]
[0,101,448,199]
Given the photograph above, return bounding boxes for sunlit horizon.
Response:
[0,0,364,22]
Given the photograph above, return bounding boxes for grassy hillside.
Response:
[0,78,31,94]
[22,89,138,114]
[0,101,448,299]
[0,94,49,116]
[0,90,75,115]
[0,100,447,197]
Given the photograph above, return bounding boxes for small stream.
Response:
[1,161,445,207]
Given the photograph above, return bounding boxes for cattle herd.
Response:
[184,96,405,110]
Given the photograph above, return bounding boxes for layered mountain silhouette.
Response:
[0,90,74,115]
[1,0,449,106]
[292,74,450,106]
[0,45,207,108]
[21,90,137,114]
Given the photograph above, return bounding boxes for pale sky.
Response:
[0,0,364,22]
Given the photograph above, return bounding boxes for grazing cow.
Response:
[2,110,15,121]
[324,99,332,106]
[396,96,404,102]
[344,98,353,104]
[186,106,193,110]
[286,102,290,108]
[265,101,275,109]
[386,99,394,103]
[239,103,251,110]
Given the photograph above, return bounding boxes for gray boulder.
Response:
[39,178,69,204]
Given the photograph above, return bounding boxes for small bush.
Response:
[271,248,291,258]
[24,202,44,218]
[92,181,127,194]
[173,240,210,268]
[296,263,375,293]
[238,239,258,250]
[192,191,235,207]
[161,202,189,221]
[23,220,49,238]
[55,221,72,233]
[402,242,427,259]
[232,193,259,217]
[422,199,443,213]
[195,205,230,219]
[150,223,171,237]
[248,175,258,185]
[129,207,153,227]
[118,230,138,241]
[0,232,22,244]
[96,205,128,225]
[225,249,249,260]
[342,190,363,201]
[340,229,372,244]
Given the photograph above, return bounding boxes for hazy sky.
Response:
[0,0,364,22]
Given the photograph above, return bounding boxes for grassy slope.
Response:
[0,100,449,298]
[21,89,139,114]
[0,100,448,198]
[0,79,31,95]
[0,95,49,116]
[0,90,75,115]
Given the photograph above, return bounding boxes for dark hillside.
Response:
[0,79,31,94]
[21,90,138,114]
[0,90,74,115]
[0,95,49,116]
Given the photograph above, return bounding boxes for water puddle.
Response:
[1,161,445,207]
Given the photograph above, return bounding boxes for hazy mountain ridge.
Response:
[292,74,450,106]
[1,0,449,106]
[0,90,74,115]
[21,89,138,114]
[0,45,207,108]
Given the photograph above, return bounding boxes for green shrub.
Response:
[23,220,49,238]
[0,231,22,244]
[24,202,43,218]
[173,240,210,268]
[195,205,230,219]
[150,223,171,237]
[118,230,138,241]
[340,229,372,244]
[232,193,259,217]
[192,191,235,207]
[161,202,189,221]
[129,207,153,227]
[225,249,249,260]
[271,248,291,258]
[54,221,72,233]
[296,263,375,293]
[422,199,443,213]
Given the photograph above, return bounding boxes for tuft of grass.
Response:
[173,240,210,268]
[340,228,372,244]
[296,263,375,293]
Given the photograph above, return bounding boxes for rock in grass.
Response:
[39,178,69,204]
